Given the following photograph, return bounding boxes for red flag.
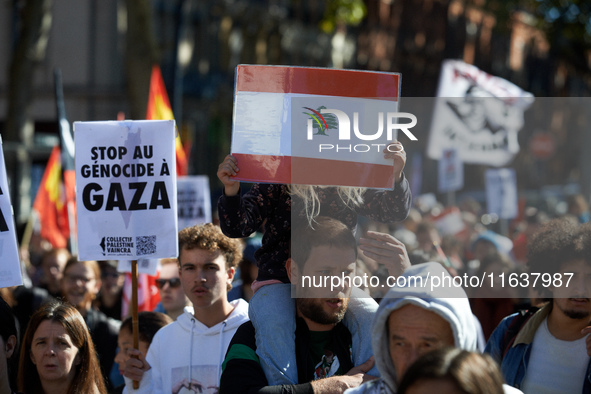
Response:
[32,146,69,248]
[146,65,188,176]
[54,68,77,253]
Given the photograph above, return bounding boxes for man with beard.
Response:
[220,217,379,393]
[485,219,591,393]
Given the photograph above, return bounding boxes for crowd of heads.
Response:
[3,188,591,393]
[2,222,251,393]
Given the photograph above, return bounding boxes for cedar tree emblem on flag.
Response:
[302,106,339,136]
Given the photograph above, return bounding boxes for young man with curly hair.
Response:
[122,223,249,394]
[485,219,591,393]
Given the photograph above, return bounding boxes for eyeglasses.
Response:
[155,278,181,289]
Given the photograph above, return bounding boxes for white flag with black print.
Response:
[427,60,534,167]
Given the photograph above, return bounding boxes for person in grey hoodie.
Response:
[346,262,477,394]
[346,262,521,394]
[122,223,250,393]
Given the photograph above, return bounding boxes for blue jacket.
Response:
[485,304,591,393]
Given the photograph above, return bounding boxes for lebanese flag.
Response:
[32,146,70,248]
[231,65,401,188]
[146,65,188,176]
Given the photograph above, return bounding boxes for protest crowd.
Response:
[3,0,591,390]
[2,132,591,394]
[5,32,591,394]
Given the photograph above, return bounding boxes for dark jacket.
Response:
[85,308,121,389]
[11,286,53,340]
[485,304,591,393]
[220,317,353,393]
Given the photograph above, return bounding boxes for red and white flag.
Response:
[122,272,161,318]
[231,65,406,188]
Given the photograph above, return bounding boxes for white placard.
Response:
[177,176,212,230]
[117,259,159,275]
[75,120,178,261]
[485,168,518,219]
[438,148,464,193]
[0,137,23,287]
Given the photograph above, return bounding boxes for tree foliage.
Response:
[320,0,367,33]
[485,0,591,72]
[529,0,591,70]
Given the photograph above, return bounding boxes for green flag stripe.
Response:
[222,344,260,372]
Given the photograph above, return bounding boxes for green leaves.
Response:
[320,0,367,34]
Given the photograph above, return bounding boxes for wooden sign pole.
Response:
[131,260,140,389]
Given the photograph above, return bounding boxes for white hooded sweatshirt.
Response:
[124,299,249,393]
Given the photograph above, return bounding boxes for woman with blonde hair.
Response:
[18,300,106,394]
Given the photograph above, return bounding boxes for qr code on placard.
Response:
[136,235,156,256]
